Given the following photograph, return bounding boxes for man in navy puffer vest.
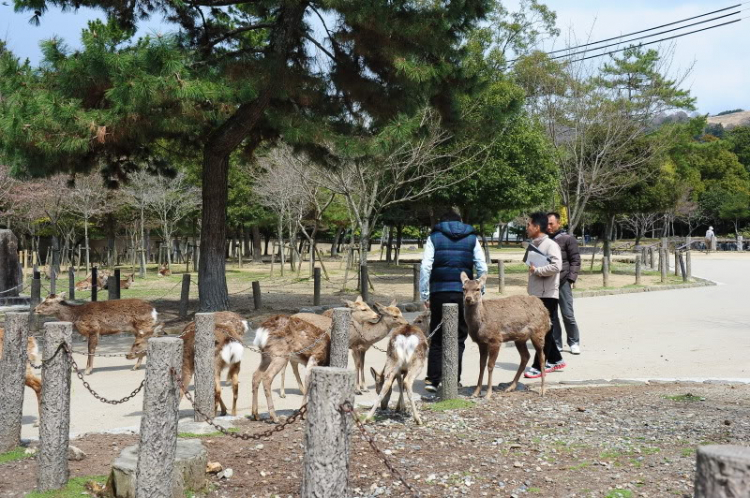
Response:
[420,211,487,392]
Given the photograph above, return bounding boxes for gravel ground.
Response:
[2,382,748,497]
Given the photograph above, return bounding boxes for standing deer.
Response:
[0,327,42,425]
[461,272,548,397]
[251,315,330,423]
[35,293,160,374]
[367,323,428,425]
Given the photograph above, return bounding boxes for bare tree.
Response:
[69,173,109,272]
[620,212,661,245]
[122,170,154,278]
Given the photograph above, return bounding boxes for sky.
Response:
[1,0,748,115]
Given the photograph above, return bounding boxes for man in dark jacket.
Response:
[548,212,582,354]
[420,211,487,392]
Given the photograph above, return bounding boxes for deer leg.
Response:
[533,333,546,397]
[302,358,318,405]
[279,360,287,398]
[132,332,146,371]
[291,361,306,395]
[27,373,42,428]
[395,374,406,412]
[472,343,488,398]
[352,349,363,395]
[359,350,369,393]
[181,362,194,400]
[230,363,240,416]
[85,333,99,375]
[215,367,228,416]
[366,369,398,423]
[402,368,423,425]
[506,340,530,393]
[251,356,271,421]
[262,358,287,423]
[485,343,501,400]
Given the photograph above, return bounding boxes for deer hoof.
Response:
[414,416,423,426]
[279,392,286,399]
[354,389,363,396]
[84,368,93,376]
[470,389,482,398]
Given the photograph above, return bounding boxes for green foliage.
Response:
[0,447,32,465]
[727,126,750,171]
[426,399,476,411]
[716,109,744,116]
[26,476,108,497]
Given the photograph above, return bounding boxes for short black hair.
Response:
[547,212,561,221]
[440,210,462,222]
[528,211,548,233]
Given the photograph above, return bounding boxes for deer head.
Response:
[373,301,409,328]
[343,295,379,323]
[370,366,387,395]
[460,272,486,306]
[126,323,165,360]
[35,293,67,316]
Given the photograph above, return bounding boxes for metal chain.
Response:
[425,320,444,341]
[0,282,25,295]
[172,368,307,439]
[65,344,145,405]
[340,401,421,498]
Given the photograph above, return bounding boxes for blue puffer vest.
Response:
[429,221,477,295]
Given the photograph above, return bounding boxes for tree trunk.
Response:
[252,225,263,263]
[385,225,394,264]
[84,219,90,274]
[139,206,147,278]
[198,152,230,311]
[278,219,286,277]
[395,224,404,265]
[243,225,251,257]
[331,226,343,257]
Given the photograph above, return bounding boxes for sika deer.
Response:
[461,272,548,397]
[251,315,330,423]
[35,293,160,374]
[75,272,107,291]
[0,327,42,425]
[367,324,428,425]
[158,264,172,277]
[119,273,135,290]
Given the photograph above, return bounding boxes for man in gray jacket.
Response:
[548,212,582,354]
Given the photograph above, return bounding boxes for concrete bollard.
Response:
[68,267,75,301]
[0,313,30,453]
[498,260,505,294]
[108,276,118,300]
[179,274,191,320]
[737,235,744,252]
[440,303,459,400]
[194,313,215,422]
[711,236,717,252]
[686,250,692,278]
[635,254,642,286]
[602,257,609,288]
[252,281,262,310]
[300,367,355,498]
[360,265,369,302]
[694,445,750,498]
[329,308,351,369]
[136,337,183,498]
[412,264,420,302]
[314,267,321,307]
[91,267,98,302]
[38,321,73,491]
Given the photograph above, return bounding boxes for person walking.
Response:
[705,226,715,253]
[548,212,582,354]
[420,210,488,392]
[523,212,565,379]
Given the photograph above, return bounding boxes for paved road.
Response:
[19,253,750,439]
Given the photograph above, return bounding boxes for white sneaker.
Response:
[570,344,581,355]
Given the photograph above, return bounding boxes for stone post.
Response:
[695,445,750,498]
[194,313,215,422]
[50,269,57,295]
[329,308,351,369]
[179,274,191,320]
[108,276,118,300]
[68,267,75,301]
[313,267,321,306]
[252,281,261,310]
[412,264,420,302]
[300,367,355,498]
[635,254,642,285]
[0,313,29,453]
[440,303,459,400]
[711,236,717,252]
[136,337,182,498]
[498,260,505,294]
[0,230,21,297]
[737,235,744,252]
[38,321,73,491]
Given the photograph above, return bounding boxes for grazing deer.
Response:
[251,315,330,423]
[158,264,172,277]
[35,293,160,375]
[367,324,428,425]
[0,327,42,425]
[461,272,548,398]
[294,297,408,395]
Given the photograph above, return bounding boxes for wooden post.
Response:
[194,313,216,422]
[108,276,118,300]
[412,263,420,302]
[602,257,609,288]
[674,251,680,277]
[649,247,655,269]
[313,267,321,306]
[498,260,505,294]
[635,254,642,285]
[0,313,29,453]
[360,265,369,302]
[329,308,351,368]
[440,303,459,400]
[179,274,191,320]
[38,321,73,491]
[686,250,692,278]
[679,252,687,282]
[252,281,261,310]
[695,445,750,498]
[136,337,182,498]
[67,267,75,301]
[660,249,668,283]
[91,267,98,302]
[300,367,355,498]
[50,269,56,295]
[114,269,121,299]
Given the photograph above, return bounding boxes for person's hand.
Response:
[528,264,536,274]
[424,300,430,310]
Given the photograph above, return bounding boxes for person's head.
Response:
[709,226,714,231]
[439,210,462,223]
[526,212,548,239]
[547,212,562,234]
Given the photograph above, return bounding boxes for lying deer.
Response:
[251,315,330,423]
[158,264,171,277]
[294,297,408,394]
[367,323,428,425]
[75,272,107,291]
[0,327,42,424]
[35,293,161,375]
[119,273,135,290]
[461,272,548,397]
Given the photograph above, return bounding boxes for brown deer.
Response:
[461,272,548,398]
[35,293,160,375]
[158,264,172,277]
[0,327,42,425]
[75,272,107,291]
[251,315,330,423]
[118,273,135,290]
[411,310,431,338]
[368,324,428,425]
[294,297,408,394]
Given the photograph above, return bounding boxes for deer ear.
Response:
[460,272,470,284]
[478,274,487,286]
[356,295,364,302]
[370,367,379,381]
[343,299,354,307]
[389,299,397,307]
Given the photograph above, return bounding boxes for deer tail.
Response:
[221,339,244,365]
[253,327,269,349]
[394,335,420,368]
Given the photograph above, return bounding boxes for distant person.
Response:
[523,212,565,379]
[420,210,488,392]
[548,212,582,354]
[705,226,715,253]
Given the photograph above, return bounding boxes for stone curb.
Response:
[573,276,716,299]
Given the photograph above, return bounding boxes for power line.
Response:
[549,9,746,61]
[545,2,745,56]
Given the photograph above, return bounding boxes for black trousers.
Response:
[532,297,564,370]
[426,292,469,385]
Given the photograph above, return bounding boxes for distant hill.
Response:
[707,110,750,129]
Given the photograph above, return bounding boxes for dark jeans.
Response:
[426,292,469,385]
[553,280,580,349]
[532,297,564,370]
